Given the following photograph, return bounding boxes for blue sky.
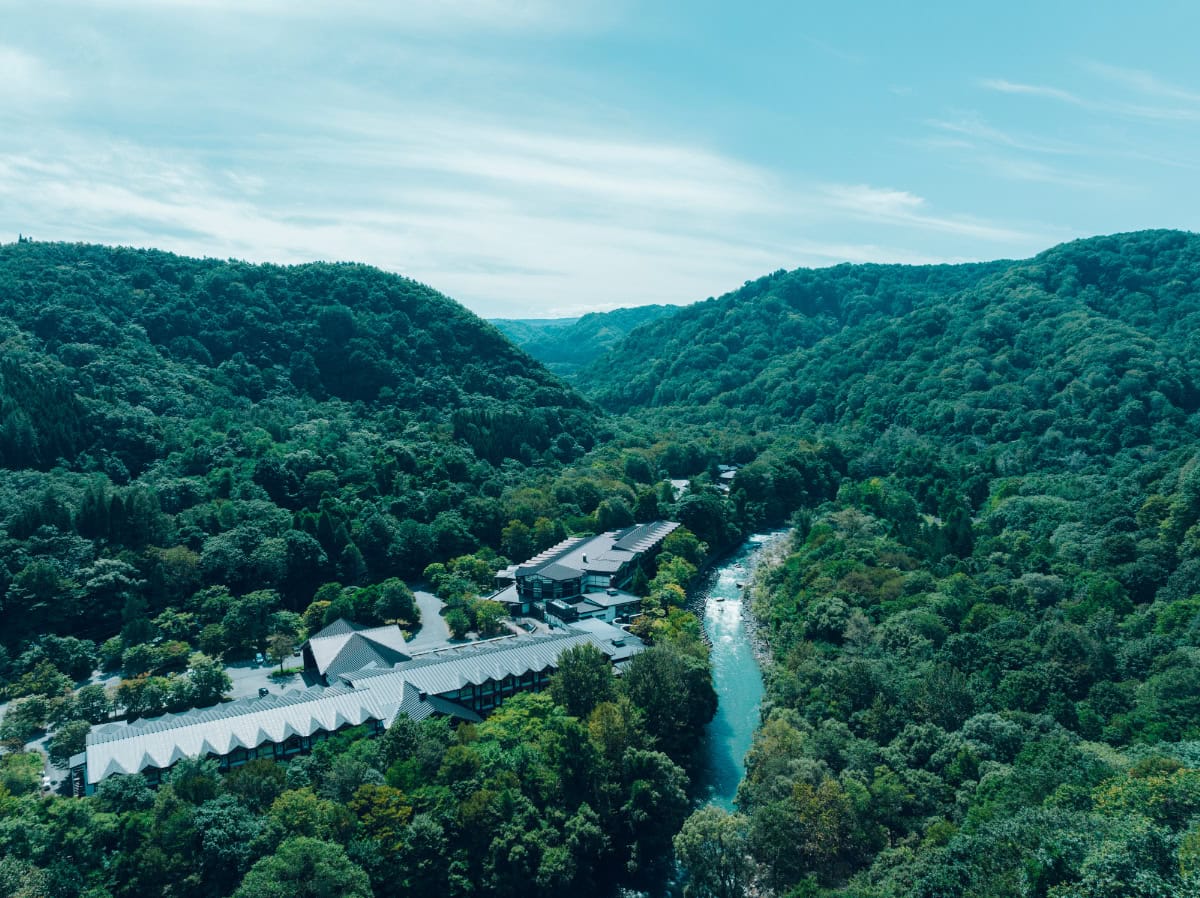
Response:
[3,1,1199,317]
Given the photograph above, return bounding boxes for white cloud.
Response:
[981,78,1084,106]
[1083,61,1200,104]
[0,46,70,107]
[819,183,1030,242]
[27,0,610,33]
[980,73,1200,122]
[929,116,1083,156]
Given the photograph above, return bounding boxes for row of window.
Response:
[450,669,554,711]
[518,575,583,600]
[135,719,386,784]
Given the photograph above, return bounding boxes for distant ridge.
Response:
[492,304,677,378]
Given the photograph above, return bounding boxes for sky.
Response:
[3,1,1200,318]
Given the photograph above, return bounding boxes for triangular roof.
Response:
[304,619,411,678]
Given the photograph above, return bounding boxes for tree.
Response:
[233,836,372,898]
[95,772,155,812]
[47,718,91,767]
[0,696,47,750]
[267,632,296,673]
[193,794,265,892]
[674,806,757,898]
[620,645,717,761]
[187,653,232,706]
[501,519,534,562]
[445,608,471,640]
[348,783,414,856]
[167,756,223,804]
[374,578,417,624]
[269,788,355,841]
[226,758,288,813]
[662,527,708,566]
[550,643,615,719]
[396,813,450,898]
[622,748,691,877]
[474,600,508,637]
[0,857,52,898]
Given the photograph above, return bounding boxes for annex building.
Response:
[70,619,642,795]
[492,520,679,622]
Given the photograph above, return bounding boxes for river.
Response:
[692,531,787,809]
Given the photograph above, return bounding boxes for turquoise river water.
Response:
[693,532,786,809]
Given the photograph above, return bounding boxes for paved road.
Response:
[407,590,451,652]
[224,659,314,699]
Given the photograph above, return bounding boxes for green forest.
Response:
[491,304,676,380]
[4,230,1200,896]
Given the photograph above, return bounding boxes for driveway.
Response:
[407,590,451,652]
[224,659,315,699]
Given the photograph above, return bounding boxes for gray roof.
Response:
[511,521,679,583]
[305,620,410,678]
[323,633,411,681]
[612,521,680,552]
[311,618,359,638]
[566,618,646,662]
[536,562,584,581]
[82,624,640,787]
[578,588,641,609]
[514,536,589,577]
[341,631,605,696]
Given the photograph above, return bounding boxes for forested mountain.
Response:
[7,231,1200,897]
[492,304,676,378]
[487,316,580,345]
[0,241,728,898]
[606,230,1200,896]
[0,240,615,651]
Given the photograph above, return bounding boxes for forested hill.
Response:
[492,304,676,378]
[584,230,1200,457]
[648,228,1200,896]
[0,240,599,475]
[0,240,607,645]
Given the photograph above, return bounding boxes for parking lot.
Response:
[224,655,315,699]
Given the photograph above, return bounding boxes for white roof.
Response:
[511,521,679,582]
[85,685,382,785]
[343,632,603,696]
[83,625,642,786]
[305,621,410,679]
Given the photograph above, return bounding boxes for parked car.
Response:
[258,687,270,697]
[254,652,265,665]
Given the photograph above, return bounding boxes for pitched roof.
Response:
[536,562,584,581]
[82,625,638,787]
[612,520,680,552]
[82,676,481,787]
[341,631,602,696]
[305,620,410,678]
[511,521,680,582]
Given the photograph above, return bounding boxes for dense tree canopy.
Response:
[8,231,1200,897]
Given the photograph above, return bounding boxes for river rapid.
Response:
[692,531,789,809]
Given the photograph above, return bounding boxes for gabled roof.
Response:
[323,633,411,681]
[340,624,641,698]
[82,623,638,787]
[612,520,680,552]
[536,562,584,581]
[511,521,680,582]
[305,619,411,678]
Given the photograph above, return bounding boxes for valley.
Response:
[3,230,1200,896]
